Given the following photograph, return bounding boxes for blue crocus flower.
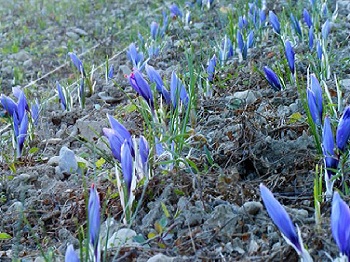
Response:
[303,9,313,28]
[139,135,149,175]
[237,30,246,58]
[259,10,266,26]
[128,70,154,110]
[68,52,85,77]
[169,3,182,19]
[88,184,100,262]
[317,40,323,60]
[108,64,114,80]
[103,114,133,161]
[207,54,217,82]
[336,106,350,152]
[260,184,311,259]
[263,66,282,91]
[307,74,323,126]
[145,64,171,104]
[31,99,40,126]
[331,192,350,259]
[322,116,339,198]
[269,11,280,34]
[121,141,133,197]
[127,43,144,69]
[238,16,248,30]
[150,21,159,40]
[65,244,80,262]
[309,26,314,50]
[322,19,330,40]
[247,30,254,49]
[284,40,295,74]
[290,13,302,38]
[0,95,17,117]
[219,35,234,65]
[170,71,189,108]
[56,82,66,110]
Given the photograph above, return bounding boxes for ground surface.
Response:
[1,0,350,261]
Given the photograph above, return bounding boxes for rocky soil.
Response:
[1,0,350,261]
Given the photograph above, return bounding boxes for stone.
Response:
[107,228,137,249]
[59,146,78,173]
[240,201,263,215]
[147,254,175,262]
[76,119,104,141]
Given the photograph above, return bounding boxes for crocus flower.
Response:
[170,71,189,108]
[307,74,323,126]
[284,40,295,74]
[150,21,159,40]
[126,43,144,69]
[290,13,302,38]
[303,9,313,28]
[317,40,323,60]
[103,114,133,161]
[336,106,350,152]
[322,19,330,40]
[145,64,171,104]
[263,66,282,91]
[259,10,266,26]
[128,70,154,110]
[139,135,149,175]
[237,30,245,55]
[121,141,133,197]
[219,35,233,65]
[13,87,28,122]
[169,3,182,19]
[238,16,248,30]
[0,95,17,117]
[108,64,114,80]
[322,116,339,198]
[65,244,80,262]
[31,99,40,126]
[207,54,217,82]
[309,26,314,50]
[260,184,312,260]
[88,184,100,262]
[56,82,66,110]
[247,30,254,49]
[331,192,350,258]
[269,11,280,34]
[68,52,85,77]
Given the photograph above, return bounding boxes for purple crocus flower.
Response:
[322,19,330,40]
[322,116,339,197]
[128,70,154,110]
[269,11,280,34]
[290,13,302,38]
[336,106,350,152]
[13,87,28,122]
[65,244,80,262]
[309,26,314,50]
[207,54,217,82]
[88,184,100,262]
[126,43,144,69]
[169,3,182,19]
[108,64,114,80]
[284,40,295,74]
[170,71,189,108]
[260,184,310,259]
[145,64,171,104]
[331,192,350,258]
[263,66,282,91]
[56,82,66,110]
[303,9,313,28]
[68,52,85,77]
[150,21,159,40]
[237,30,245,54]
[259,10,266,26]
[317,40,323,60]
[121,141,133,197]
[103,114,133,161]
